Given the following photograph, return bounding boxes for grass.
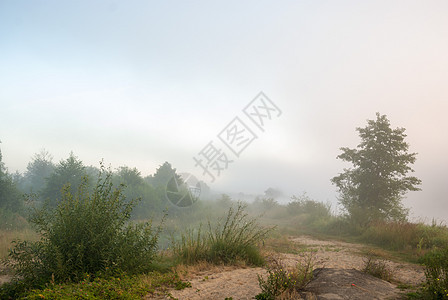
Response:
[256,253,315,300]
[172,202,272,266]
[264,236,302,255]
[362,251,394,282]
[359,220,448,252]
[2,194,448,299]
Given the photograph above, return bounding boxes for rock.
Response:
[305,268,402,300]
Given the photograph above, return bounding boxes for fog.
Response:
[1,1,447,222]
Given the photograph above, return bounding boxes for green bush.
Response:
[173,201,271,266]
[6,166,162,289]
[421,247,448,299]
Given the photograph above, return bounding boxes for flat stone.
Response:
[305,268,402,300]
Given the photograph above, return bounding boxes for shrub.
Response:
[421,247,448,299]
[287,194,331,229]
[6,166,162,289]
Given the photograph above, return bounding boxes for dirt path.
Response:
[154,235,425,299]
[287,236,425,287]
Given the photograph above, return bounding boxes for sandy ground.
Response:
[152,235,425,300]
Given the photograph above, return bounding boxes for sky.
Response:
[1,1,447,222]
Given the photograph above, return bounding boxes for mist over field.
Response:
[1,1,448,223]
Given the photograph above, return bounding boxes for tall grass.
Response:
[172,201,272,266]
[359,221,448,251]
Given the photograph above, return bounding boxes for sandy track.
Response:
[152,235,425,299]
[287,236,425,286]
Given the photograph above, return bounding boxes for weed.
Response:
[362,252,394,282]
[256,253,315,299]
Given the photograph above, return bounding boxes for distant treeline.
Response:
[0,147,214,224]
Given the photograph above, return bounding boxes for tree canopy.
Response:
[331,113,421,224]
[41,152,88,206]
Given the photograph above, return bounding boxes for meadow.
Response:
[1,189,447,299]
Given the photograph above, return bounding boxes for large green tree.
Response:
[331,113,421,224]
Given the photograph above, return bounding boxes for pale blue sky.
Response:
[1,1,447,221]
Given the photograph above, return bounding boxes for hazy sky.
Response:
[1,1,447,222]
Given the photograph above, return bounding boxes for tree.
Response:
[23,149,55,194]
[41,152,87,206]
[331,113,421,224]
[0,143,23,213]
[115,166,144,187]
[264,187,284,199]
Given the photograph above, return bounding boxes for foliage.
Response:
[40,152,89,207]
[287,193,331,227]
[145,161,180,188]
[421,247,448,299]
[22,149,55,194]
[331,113,421,225]
[113,166,164,219]
[0,145,23,214]
[6,166,162,290]
[256,254,315,300]
[172,201,271,266]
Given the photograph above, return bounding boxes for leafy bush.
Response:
[421,247,448,299]
[256,254,315,300]
[173,201,271,266]
[6,166,162,289]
